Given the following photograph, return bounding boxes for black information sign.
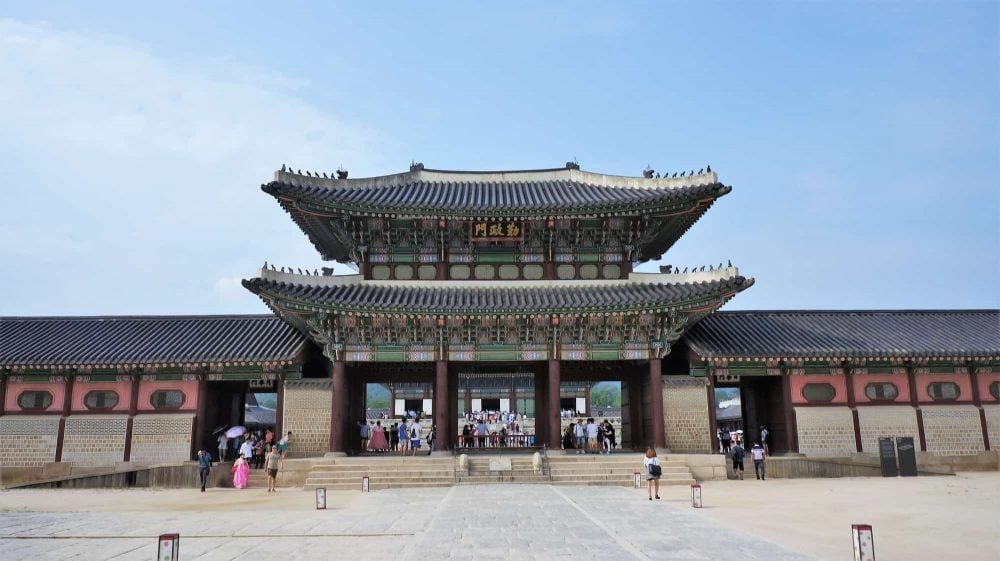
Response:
[896,436,918,477]
[878,437,898,477]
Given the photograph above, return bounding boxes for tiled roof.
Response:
[0,315,309,370]
[684,310,1000,360]
[242,276,753,314]
[263,179,730,216]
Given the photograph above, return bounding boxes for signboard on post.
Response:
[690,484,703,508]
[896,437,918,477]
[315,487,326,510]
[878,438,898,477]
[633,471,641,489]
[157,533,179,561]
[362,475,370,492]
[851,524,876,561]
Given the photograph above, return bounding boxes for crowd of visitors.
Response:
[359,418,436,455]
[562,418,617,454]
[200,427,292,492]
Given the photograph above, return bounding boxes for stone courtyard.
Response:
[1,473,997,560]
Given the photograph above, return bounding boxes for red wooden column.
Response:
[845,364,862,452]
[969,362,991,451]
[54,374,74,462]
[190,374,208,461]
[547,359,562,450]
[328,360,348,455]
[780,365,799,453]
[124,374,141,461]
[906,363,927,451]
[274,374,285,438]
[434,360,451,452]
[648,358,666,450]
[0,374,7,416]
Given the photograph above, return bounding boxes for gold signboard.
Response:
[470,221,523,242]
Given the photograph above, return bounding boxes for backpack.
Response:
[648,463,662,477]
[410,428,417,439]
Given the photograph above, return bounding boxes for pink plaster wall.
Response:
[853,374,910,404]
[914,372,973,403]
[70,380,132,412]
[136,379,199,411]
[976,372,1000,403]
[789,375,848,405]
[5,381,67,413]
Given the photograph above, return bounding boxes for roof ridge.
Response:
[709,309,999,315]
[0,314,280,321]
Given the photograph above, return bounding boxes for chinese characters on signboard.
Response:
[471,221,523,241]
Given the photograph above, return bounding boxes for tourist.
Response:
[196,449,212,492]
[751,441,766,480]
[369,420,388,451]
[217,433,229,462]
[383,423,391,450]
[574,419,586,454]
[476,418,488,447]
[586,417,599,453]
[277,431,292,469]
[253,437,265,469]
[239,437,254,464]
[717,428,723,453]
[359,420,370,451]
[643,447,661,500]
[265,445,281,492]
[409,418,422,456]
[428,424,437,452]
[563,423,575,450]
[232,453,249,489]
[390,422,400,451]
[604,420,617,452]
[731,441,746,480]
[264,428,274,448]
[760,426,770,456]
[397,419,409,456]
[462,423,472,448]
[720,428,731,454]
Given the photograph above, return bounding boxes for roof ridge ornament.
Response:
[410,161,425,172]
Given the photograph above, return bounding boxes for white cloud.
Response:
[0,19,382,314]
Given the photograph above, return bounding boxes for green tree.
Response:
[590,382,622,408]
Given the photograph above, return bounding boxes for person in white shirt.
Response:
[217,434,228,462]
[751,442,766,480]
[585,418,599,453]
[239,438,254,465]
[643,447,661,500]
[408,419,422,456]
[573,419,586,454]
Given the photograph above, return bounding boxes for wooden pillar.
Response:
[189,375,207,461]
[780,365,798,453]
[274,374,285,437]
[906,363,927,451]
[845,364,862,453]
[124,375,141,461]
[547,359,562,450]
[648,358,666,449]
[0,373,7,416]
[434,360,451,452]
[329,360,348,455]
[54,374,74,462]
[969,362,991,451]
[705,370,718,452]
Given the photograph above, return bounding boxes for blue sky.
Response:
[1,1,997,315]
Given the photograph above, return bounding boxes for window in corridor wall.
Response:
[18,390,52,410]
[84,390,119,410]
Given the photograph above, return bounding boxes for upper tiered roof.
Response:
[263,164,730,262]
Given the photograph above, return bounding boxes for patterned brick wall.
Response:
[283,380,332,457]
[62,416,127,465]
[663,377,712,453]
[131,414,194,465]
[921,405,985,456]
[793,406,855,457]
[857,406,919,454]
[0,416,60,467]
[984,405,1000,450]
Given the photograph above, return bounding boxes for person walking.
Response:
[390,422,400,451]
[427,424,437,453]
[196,449,212,492]
[604,420,617,452]
[265,445,282,492]
[643,447,662,500]
[359,421,370,451]
[239,437,254,465]
[563,423,575,450]
[368,421,388,451]
[409,419,422,456]
[751,441,766,480]
[720,428,731,454]
[730,441,746,480]
[573,419,586,454]
[760,426,770,456]
[217,433,229,462]
[277,431,292,470]
[397,419,410,456]
[232,453,250,489]
[586,418,599,453]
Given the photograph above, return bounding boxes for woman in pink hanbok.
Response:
[232,453,250,489]
[367,421,389,451]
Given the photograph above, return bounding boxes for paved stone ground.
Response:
[0,485,810,560]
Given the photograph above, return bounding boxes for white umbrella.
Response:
[225,426,247,438]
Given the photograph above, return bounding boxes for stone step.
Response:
[306,476,456,485]
[309,469,455,477]
[304,481,454,491]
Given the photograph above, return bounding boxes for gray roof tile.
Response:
[684,310,1000,360]
[0,315,308,370]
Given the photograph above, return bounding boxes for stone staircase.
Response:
[457,456,549,484]
[304,457,456,491]
[547,453,696,487]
